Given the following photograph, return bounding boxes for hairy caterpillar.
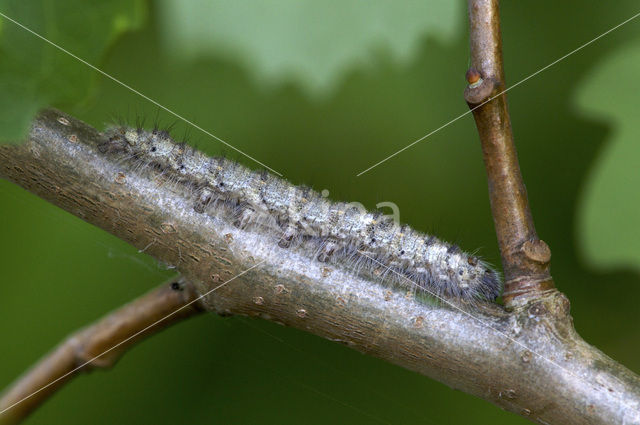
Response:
[99,125,502,303]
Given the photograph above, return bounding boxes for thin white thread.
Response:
[0,11,283,177]
[236,317,438,425]
[0,184,169,279]
[294,381,393,425]
[359,251,639,415]
[356,10,640,176]
[0,260,265,417]
[223,330,396,425]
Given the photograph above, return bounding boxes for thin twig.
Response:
[465,0,554,306]
[0,277,204,425]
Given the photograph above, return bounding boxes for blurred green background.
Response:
[1,1,639,424]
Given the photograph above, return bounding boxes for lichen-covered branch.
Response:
[0,109,639,424]
[0,277,204,425]
[464,0,555,305]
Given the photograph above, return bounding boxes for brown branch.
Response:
[464,0,554,306]
[1,109,639,424]
[0,277,204,425]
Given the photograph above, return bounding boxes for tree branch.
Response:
[0,277,204,425]
[0,109,639,424]
[464,0,554,306]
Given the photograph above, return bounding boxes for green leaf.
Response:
[0,0,146,143]
[157,0,461,96]
[575,36,640,271]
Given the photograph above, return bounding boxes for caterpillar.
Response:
[99,125,502,304]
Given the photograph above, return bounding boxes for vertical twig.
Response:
[0,277,204,425]
[464,0,554,306]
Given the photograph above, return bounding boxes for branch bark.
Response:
[464,0,554,306]
[0,109,639,424]
[0,277,204,425]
